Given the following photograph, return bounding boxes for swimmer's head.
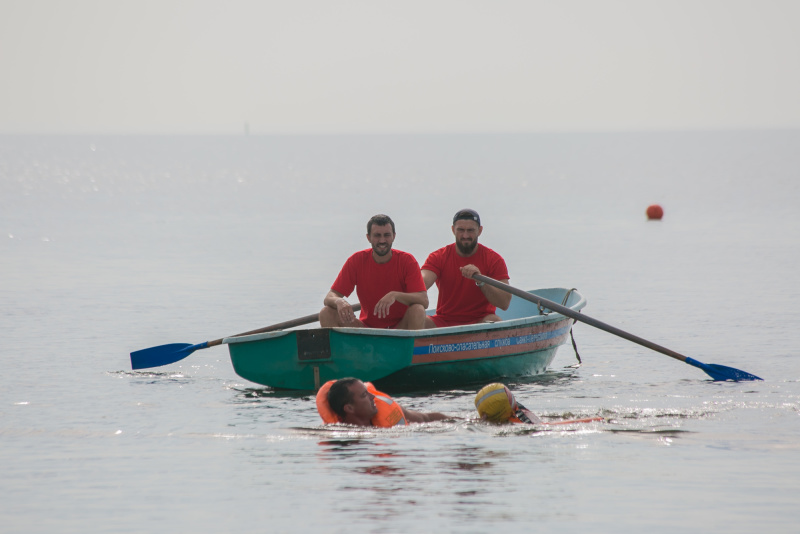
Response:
[474,383,517,423]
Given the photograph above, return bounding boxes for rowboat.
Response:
[132,276,762,383]
[223,287,586,392]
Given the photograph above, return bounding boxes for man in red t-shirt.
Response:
[320,214,428,330]
[421,209,511,327]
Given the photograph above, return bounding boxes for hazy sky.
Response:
[2,0,799,134]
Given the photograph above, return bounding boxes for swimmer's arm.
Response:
[402,407,451,423]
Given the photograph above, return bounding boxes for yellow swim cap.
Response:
[474,383,517,423]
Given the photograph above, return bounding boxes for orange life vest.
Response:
[316,380,407,427]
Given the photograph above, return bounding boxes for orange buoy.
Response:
[646,204,664,220]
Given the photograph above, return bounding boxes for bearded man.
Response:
[421,209,511,328]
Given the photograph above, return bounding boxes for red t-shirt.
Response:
[421,243,509,325]
[331,249,426,328]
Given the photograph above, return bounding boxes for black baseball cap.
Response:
[453,208,480,226]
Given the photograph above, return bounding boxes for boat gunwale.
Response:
[223,288,585,345]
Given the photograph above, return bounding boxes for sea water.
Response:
[1,132,799,533]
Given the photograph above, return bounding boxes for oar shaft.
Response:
[207,304,363,347]
[131,304,364,370]
[473,275,689,364]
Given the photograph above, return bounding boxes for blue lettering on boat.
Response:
[413,326,570,356]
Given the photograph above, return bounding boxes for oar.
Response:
[130,304,361,370]
[473,274,762,381]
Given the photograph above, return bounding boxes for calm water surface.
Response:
[1,132,799,533]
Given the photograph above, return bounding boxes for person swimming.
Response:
[317,378,450,427]
[474,383,604,426]
[474,383,543,424]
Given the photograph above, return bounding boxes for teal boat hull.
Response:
[224,288,586,392]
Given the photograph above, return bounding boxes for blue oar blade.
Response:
[703,364,763,382]
[130,342,205,370]
[685,357,763,381]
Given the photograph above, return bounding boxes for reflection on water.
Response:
[110,369,187,380]
[229,386,310,401]
[310,440,517,520]
[607,429,692,437]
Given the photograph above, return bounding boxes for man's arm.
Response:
[402,407,450,423]
[323,289,358,324]
[421,269,437,290]
[459,265,512,311]
[480,278,512,311]
[374,290,429,319]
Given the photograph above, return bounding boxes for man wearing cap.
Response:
[421,209,511,328]
[320,214,428,330]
